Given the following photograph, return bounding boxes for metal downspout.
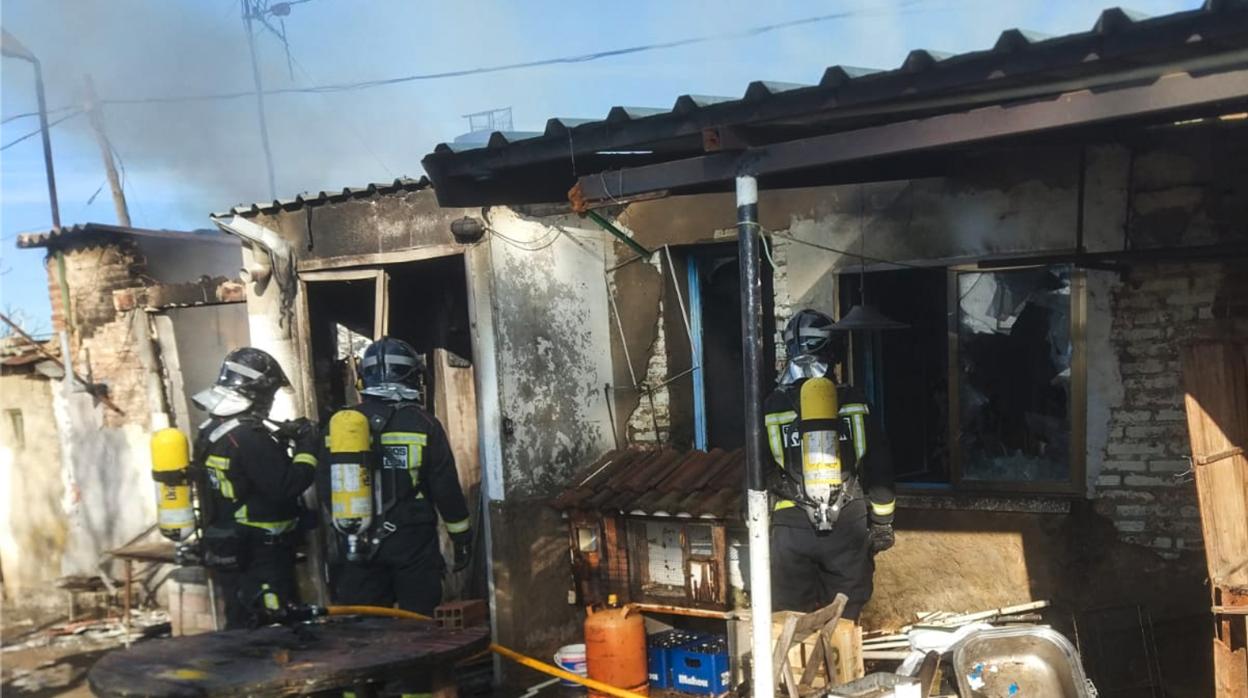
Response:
[736,174,774,698]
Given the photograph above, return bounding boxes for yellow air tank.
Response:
[799,376,841,530]
[150,428,196,541]
[328,409,374,561]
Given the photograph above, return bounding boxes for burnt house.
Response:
[218,4,1248,692]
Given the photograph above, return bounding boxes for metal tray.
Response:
[953,626,1091,698]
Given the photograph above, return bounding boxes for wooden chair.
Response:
[771,593,852,698]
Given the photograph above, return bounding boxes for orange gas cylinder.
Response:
[584,595,649,698]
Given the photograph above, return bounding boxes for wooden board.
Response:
[1181,342,1248,589]
[88,616,490,697]
[1182,341,1248,697]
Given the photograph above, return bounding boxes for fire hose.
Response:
[324,605,646,698]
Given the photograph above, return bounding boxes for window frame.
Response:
[945,264,1087,495]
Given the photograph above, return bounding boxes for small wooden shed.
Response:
[553,448,746,612]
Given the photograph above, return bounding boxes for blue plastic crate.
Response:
[646,630,701,689]
[669,636,730,695]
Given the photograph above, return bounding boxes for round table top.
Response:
[89,616,490,697]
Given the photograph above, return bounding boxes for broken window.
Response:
[838,264,1083,492]
[955,266,1075,484]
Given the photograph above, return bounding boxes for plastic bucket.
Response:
[555,643,588,688]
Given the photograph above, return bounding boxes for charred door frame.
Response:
[295,268,389,418]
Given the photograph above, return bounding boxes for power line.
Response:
[0,110,81,151]
[40,4,922,110]
[1,105,76,125]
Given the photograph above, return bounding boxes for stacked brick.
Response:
[1097,261,1248,555]
[43,238,153,427]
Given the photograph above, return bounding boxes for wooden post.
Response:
[1182,341,1248,697]
[82,75,131,227]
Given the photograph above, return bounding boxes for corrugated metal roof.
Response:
[553,448,744,519]
[211,176,431,219]
[423,2,1248,206]
[16,223,233,250]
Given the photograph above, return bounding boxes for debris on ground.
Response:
[2,609,171,698]
[845,600,1102,697]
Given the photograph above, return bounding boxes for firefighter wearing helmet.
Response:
[321,337,472,615]
[761,309,896,619]
[190,347,319,629]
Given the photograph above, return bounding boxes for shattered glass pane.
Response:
[957,266,1072,482]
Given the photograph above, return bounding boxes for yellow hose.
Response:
[326,605,647,698]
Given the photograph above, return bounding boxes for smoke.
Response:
[0,0,1204,230]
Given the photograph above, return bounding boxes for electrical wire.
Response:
[0,110,82,151]
[767,228,926,270]
[32,3,926,111]
[0,105,76,125]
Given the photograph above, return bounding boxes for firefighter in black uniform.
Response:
[325,337,472,615]
[190,347,319,629]
[762,309,896,620]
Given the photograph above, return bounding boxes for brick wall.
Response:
[48,238,146,339]
[1096,261,1248,555]
[768,236,794,373]
[44,239,154,428]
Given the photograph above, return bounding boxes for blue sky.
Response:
[0,0,1202,334]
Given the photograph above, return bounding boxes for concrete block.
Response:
[1148,459,1190,473]
[1115,505,1147,518]
[1107,442,1164,456]
[1119,327,1163,342]
[1114,519,1146,533]
[1154,409,1187,422]
[1096,474,1122,487]
[1120,359,1165,375]
[1124,474,1169,487]
[1111,409,1153,424]
[1151,537,1173,549]
[1102,460,1147,472]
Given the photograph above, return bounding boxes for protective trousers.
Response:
[333,523,444,615]
[770,498,873,620]
[214,538,298,630]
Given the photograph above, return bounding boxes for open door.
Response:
[300,269,388,420]
[300,257,483,599]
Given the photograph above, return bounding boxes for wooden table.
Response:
[105,540,178,633]
[88,616,491,697]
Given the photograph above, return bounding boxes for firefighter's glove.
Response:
[869,522,895,554]
[451,531,472,573]
[288,417,320,455]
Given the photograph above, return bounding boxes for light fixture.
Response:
[832,185,908,331]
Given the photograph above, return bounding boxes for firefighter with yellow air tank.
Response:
[762,309,896,620]
[176,347,320,629]
[320,337,472,616]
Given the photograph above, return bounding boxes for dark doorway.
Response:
[840,268,949,483]
[689,246,776,450]
[305,275,377,420]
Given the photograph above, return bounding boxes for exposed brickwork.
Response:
[626,298,672,445]
[47,239,147,340]
[1096,261,1248,555]
[768,236,794,373]
[42,239,153,429]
